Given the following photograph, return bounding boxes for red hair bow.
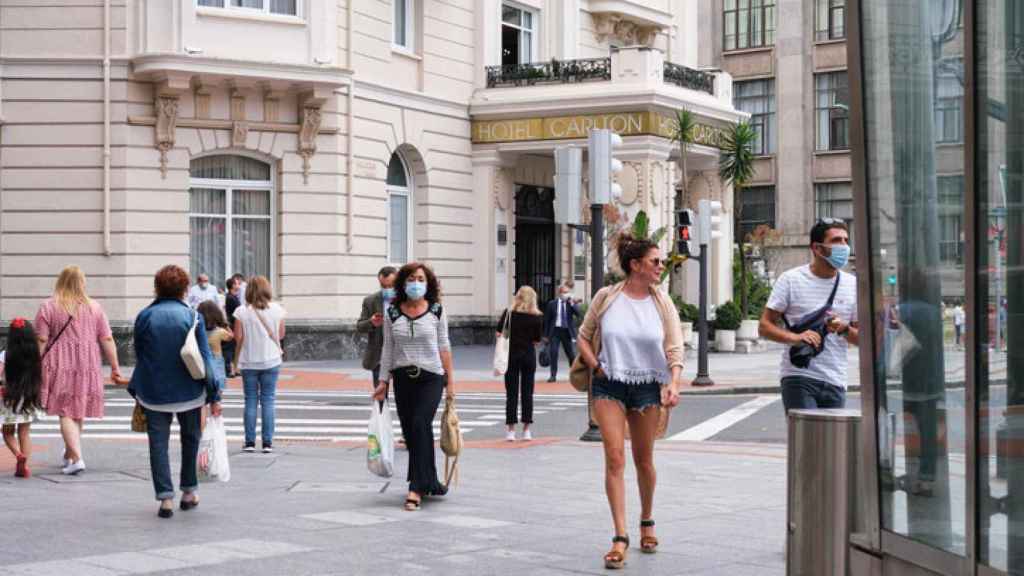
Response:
[10,317,26,329]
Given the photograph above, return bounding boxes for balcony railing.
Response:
[663,62,715,95]
[485,58,612,88]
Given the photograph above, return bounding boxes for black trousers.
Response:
[393,368,445,495]
[548,327,576,379]
[505,350,536,425]
[222,341,235,375]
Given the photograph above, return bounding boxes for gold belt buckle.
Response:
[407,366,421,379]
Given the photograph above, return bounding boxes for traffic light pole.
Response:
[692,246,715,387]
[580,202,604,442]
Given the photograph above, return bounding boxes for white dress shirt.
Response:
[187,283,219,309]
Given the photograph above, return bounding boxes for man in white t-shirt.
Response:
[952,302,965,348]
[759,219,859,412]
[186,273,219,309]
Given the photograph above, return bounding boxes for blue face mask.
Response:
[381,287,396,301]
[405,281,427,301]
[822,244,851,269]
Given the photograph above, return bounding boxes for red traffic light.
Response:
[679,226,691,241]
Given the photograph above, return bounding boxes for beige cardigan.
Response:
[571,282,684,389]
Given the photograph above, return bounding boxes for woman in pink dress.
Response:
[35,266,127,475]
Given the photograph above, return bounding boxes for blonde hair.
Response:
[511,286,542,316]
[54,266,90,316]
[245,275,273,310]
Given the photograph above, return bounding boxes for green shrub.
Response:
[712,300,742,331]
[678,302,699,324]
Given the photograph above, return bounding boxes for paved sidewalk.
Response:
[0,437,786,575]
[266,343,859,395]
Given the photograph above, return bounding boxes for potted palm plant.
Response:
[719,122,758,323]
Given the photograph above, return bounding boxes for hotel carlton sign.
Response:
[472,111,727,149]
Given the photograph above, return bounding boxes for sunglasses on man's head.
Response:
[817,217,844,225]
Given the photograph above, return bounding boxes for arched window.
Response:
[387,152,412,263]
[189,155,273,286]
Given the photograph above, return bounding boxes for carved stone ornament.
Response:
[649,161,665,207]
[154,96,179,179]
[232,121,248,148]
[298,105,322,184]
[618,161,643,206]
[493,167,512,211]
[592,13,661,47]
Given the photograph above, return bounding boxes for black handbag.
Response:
[784,275,841,369]
[538,345,551,368]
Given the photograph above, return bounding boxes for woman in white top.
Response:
[233,275,286,453]
[575,233,684,569]
[373,262,456,511]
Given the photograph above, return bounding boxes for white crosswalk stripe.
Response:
[28,390,579,442]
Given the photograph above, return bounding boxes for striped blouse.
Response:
[379,303,451,382]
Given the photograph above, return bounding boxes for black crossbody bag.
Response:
[42,315,74,359]
[784,274,841,369]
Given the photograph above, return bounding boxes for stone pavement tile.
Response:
[677,560,787,576]
[146,543,253,566]
[301,509,406,526]
[419,513,514,529]
[77,551,195,574]
[6,560,126,576]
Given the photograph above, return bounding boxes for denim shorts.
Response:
[592,376,662,412]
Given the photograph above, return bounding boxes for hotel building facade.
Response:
[0,0,744,359]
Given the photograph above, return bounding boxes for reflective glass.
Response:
[232,218,270,280]
[390,194,409,263]
[233,189,271,216]
[190,155,271,181]
[394,0,407,46]
[190,217,226,286]
[387,153,408,187]
[977,0,1024,571]
[860,0,967,556]
[189,188,226,215]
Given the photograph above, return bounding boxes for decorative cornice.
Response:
[132,54,352,88]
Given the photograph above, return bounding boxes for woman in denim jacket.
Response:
[129,265,222,519]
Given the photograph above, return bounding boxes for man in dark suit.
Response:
[357,266,398,385]
[544,282,582,382]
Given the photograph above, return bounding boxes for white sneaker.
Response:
[522,430,533,441]
[62,459,85,476]
[505,430,516,442]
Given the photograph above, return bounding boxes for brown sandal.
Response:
[604,535,629,569]
[404,497,421,511]
[640,519,659,553]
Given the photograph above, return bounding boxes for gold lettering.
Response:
[549,118,568,138]
[609,115,629,134]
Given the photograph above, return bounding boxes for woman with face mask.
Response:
[373,262,455,511]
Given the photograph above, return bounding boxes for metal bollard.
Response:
[787,409,864,576]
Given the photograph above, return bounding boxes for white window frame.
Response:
[189,162,276,287]
[392,0,414,51]
[195,0,301,18]
[386,154,414,265]
[501,2,538,65]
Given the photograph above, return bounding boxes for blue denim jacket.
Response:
[129,298,220,405]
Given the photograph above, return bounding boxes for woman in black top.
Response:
[223,276,243,378]
[496,286,544,441]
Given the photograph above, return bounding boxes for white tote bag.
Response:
[493,310,511,376]
[181,310,206,380]
[197,415,231,483]
[367,400,395,478]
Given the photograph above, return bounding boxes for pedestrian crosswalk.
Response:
[29,390,590,443]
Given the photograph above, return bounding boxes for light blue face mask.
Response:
[822,244,851,269]
[381,287,396,301]
[405,281,427,301]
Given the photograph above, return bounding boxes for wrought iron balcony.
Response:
[485,57,612,88]
[663,62,715,95]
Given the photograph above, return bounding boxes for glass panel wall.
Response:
[977,0,1024,572]
[859,0,968,556]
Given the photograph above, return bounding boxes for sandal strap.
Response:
[612,535,630,546]
[640,519,655,527]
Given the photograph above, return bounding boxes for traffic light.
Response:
[697,199,723,245]
[553,146,582,225]
[676,208,695,258]
[588,128,623,204]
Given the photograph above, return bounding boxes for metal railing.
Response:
[663,61,716,94]
[485,57,612,88]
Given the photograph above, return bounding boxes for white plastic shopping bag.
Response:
[367,399,395,478]
[197,415,231,483]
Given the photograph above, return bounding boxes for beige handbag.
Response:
[440,395,462,487]
[180,310,206,380]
